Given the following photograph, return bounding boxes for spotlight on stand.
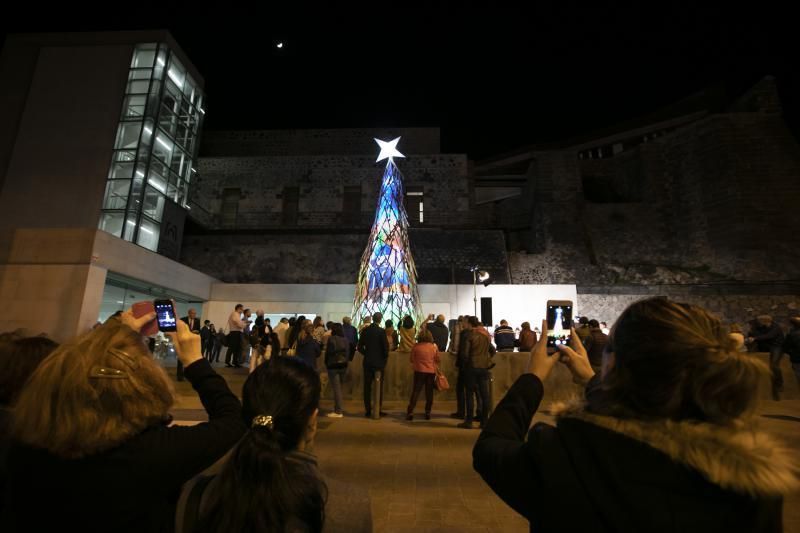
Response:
[469,266,492,316]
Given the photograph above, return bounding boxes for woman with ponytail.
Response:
[474,297,797,533]
[177,356,372,533]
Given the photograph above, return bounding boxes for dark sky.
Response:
[2,2,797,158]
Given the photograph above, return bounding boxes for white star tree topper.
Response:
[375,137,405,162]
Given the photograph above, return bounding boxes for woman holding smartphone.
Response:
[474,298,793,532]
[5,306,246,533]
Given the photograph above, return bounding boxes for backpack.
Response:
[325,337,349,369]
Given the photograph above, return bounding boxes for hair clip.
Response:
[109,348,139,370]
[252,415,274,429]
[89,366,129,379]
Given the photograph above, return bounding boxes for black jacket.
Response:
[427,321,449,352]
[784,328,800,363]
[3,359,246,533]
[181,316,201,334]
[357,323,389,368]
[750,322,785,351]
[473,374,790,533]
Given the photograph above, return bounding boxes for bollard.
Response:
[371,370,382,420]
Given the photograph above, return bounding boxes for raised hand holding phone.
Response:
[527,319,560,382]
[556,328,595,386]
[168,316,203,368]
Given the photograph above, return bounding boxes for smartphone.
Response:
[132,301,158,337]
[546,300,573,353]
[154,299,178,332]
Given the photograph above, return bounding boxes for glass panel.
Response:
[136,217,160,251]
[123,216,137,240]
[128,69,152,81]
[153,132,175,165]
[129,171,145,210]
[167,182,179,202]
[114,122,142,150]
[122,95,147,119]
[147,167,168,194]
[131,44,157,69]
[114,149,137,162]
[166,56,186,91]
[103,179,131,209]
[108,161,134,181]
[142,186,165,221]
[99,212,124,237]
[170,149,186,176]
[126,79,151,94]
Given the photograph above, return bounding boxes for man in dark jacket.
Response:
[200,321,212,360]
[427,314,449,352]
[493,320,516,352]
[357,312,389,417]
[179,309,201,381]
[583,319,608,372]
[748,315,786,400]
[458,316,495,429]
[784,316,800,388]
[342,316,359,359]
[451,316,473,419]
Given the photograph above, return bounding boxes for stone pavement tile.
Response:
[416,508,443,522]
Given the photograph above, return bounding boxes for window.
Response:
[136,217,160,251]
[221,188,240,228]
[282,187,299,225]
[100,43,205,253]
[342,185,361,224]
[405,186,424,225]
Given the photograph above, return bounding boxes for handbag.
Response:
[434,366,450,391]
[286,341,297,357]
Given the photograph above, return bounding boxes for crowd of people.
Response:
[1,300,799,531]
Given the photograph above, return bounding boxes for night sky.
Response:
[2,3,797,159]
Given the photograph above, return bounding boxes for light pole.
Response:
[469,266,491,318]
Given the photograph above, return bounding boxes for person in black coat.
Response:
[748,315,786,400]
[357,312,389,417]
[179,308,201,381]
[4,312,246,533]
[474,298,794,533]
[427,315,449,352]
[784,316,800,387]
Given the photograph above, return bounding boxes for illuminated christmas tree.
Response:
[352,137,422,328]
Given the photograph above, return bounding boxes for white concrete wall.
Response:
[203,283,577,331]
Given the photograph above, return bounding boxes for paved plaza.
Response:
[170,365,800,533]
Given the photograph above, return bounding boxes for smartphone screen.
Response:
[154,300,177,332]
[546,302,573,350]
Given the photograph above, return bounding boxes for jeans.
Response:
[363,365,385,414]
[465,367,490,426]
[327,367,347,414]
[769,346,785,396]
[455,366,482,417]
[225,332,242,366]
[407,371,435,415]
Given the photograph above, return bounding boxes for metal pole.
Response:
[473,269,477,317]
[371,369,382,420]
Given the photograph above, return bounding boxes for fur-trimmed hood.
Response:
[552,401,800,497]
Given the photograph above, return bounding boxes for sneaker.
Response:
[450,412,464,419]
[364,411,372,417]
[457,421,477,429]
[326,412,344,418]
[379,411,388,417]
[406,414,413,421]
[425,413,431,420]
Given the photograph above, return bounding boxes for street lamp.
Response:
[470,266,491,317]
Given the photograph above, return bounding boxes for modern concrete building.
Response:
[0,31,214,339]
